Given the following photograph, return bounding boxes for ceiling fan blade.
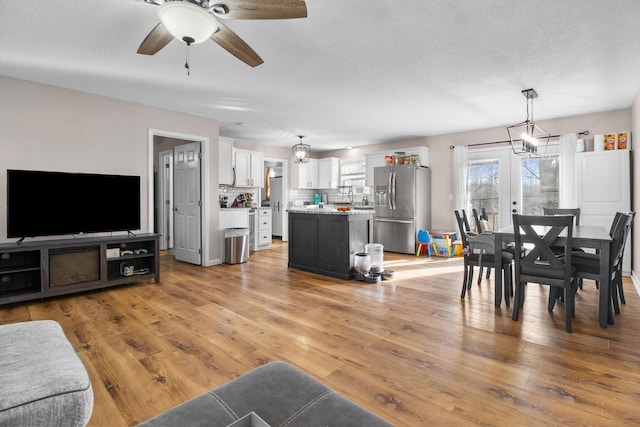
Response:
[212,0,307,20]
[211,22,264,67]
[137,23,173,55]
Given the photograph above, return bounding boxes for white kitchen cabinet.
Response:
[576,150,631,273]
[235,149,264,187]
[318,157,340,189]
[218,137,234,185]
[290,158,318,188]
[253,208,272,250]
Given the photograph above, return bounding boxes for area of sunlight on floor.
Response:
[383,256,464,280]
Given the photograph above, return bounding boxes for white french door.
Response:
[467,145,559,230]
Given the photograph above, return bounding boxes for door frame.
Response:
[264,156,289,241]
[158,149,174,251]
[147,128,211,266]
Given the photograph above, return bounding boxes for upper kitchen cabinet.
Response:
[290,158,319,189]
[219,137,234,185]
[317,158,340,189]
[235,149,264,187]
[365,146,430,186]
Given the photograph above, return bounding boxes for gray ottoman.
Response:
[139,361,394,427]
[0,320,94,427]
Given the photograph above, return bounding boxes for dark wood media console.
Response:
[0,233,160,306]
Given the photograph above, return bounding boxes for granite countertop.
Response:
[287,207,373,215]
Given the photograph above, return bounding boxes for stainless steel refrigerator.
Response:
[373,165,431,254]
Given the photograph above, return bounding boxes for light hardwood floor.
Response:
[1,240,640,426]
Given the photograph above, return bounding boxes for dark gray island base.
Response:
[288,209,374,279]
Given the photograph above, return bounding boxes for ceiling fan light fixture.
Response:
[157,1,218,44]
[507,88,550,157]
[292,135,310,164]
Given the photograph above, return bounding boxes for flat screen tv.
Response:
[7,169,141,239]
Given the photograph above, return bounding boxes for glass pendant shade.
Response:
[292,136,310,163]
[507,88,550,157]
[157,2,218,44]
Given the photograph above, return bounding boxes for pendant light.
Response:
[292,135,310,163]
[507,88,550,157]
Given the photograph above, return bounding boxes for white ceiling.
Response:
[2,0,640,152]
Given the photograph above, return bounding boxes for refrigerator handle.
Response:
[387,172,393,209]
[391,172,397,210]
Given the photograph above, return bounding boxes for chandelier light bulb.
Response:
[521,132,539,145]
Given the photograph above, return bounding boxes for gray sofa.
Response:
[139,361,394,427]
[0,320,94,427]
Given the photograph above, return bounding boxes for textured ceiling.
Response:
[1,0,640,151]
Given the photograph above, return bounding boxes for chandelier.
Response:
[292,135,310,163]
[507,88,550,157]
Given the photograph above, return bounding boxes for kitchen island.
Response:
[288,208,374,279]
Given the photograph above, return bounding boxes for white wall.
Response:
[0,76,222,264]
[323,109,632,231]
[1,75,635,268]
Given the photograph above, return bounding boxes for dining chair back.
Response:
[544,208,585,286]
[543,207,581,226]
[612,212,635,308]
[471,208,494,281]
[512,214,577,332]
[472,208,491,233]
[459,209,472,233]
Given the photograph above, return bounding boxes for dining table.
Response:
[493,224,614,328]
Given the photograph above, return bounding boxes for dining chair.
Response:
[451,209,475,261]
[613,212,634,308]
[511,214,577,333]
[570,212,634,314]
[472,207,523,284]
[455,210,513,306]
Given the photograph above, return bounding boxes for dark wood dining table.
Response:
[493,224,614,328]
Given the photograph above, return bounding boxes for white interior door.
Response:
[158,150,173,251]
[468,145,559,230]
[173,142,201,264]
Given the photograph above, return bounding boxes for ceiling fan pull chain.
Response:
[185,44,190,76]
[183,36,195,76]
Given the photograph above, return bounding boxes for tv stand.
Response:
[0,233,160,306]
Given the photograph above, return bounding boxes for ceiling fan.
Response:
[136,0,308,67]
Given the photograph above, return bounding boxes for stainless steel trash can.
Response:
[225,228,249,264]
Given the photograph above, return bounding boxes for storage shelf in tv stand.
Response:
[0,233,160,306]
